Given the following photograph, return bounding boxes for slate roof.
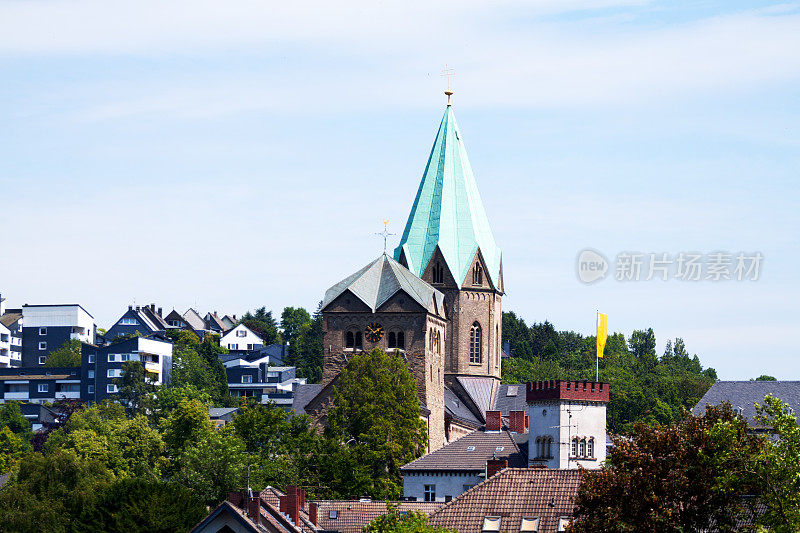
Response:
[292,384,323,415]
[320,253,445,317]
[493,384,527,415]
[0,312,22,328]
[393,104,502,288]
[208,407,240,419]
[444,386,481,427]
[310,500,443,533]
[693,381,800,427]
[400,429,527,473]
[428,468,582,533]
[182,308,206,330]
[457,376,497,418]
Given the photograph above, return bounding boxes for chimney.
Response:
[157,307,163,317]
[486,458,508,479]
[150,303,155,312]
[309,502,318,526]
[509,410,526,434]
[228,490,244,509]
[485,410,502,432]
[128,305,133,311]
[247,497,261,525]
[285,485,300,524]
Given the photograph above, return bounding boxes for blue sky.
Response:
[1,0,798,379]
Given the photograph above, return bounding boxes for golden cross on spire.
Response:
[441,64,455,105]
[375,219,395,253]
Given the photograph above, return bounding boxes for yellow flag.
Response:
[596,312,608,359]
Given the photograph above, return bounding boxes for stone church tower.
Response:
[393,99,504,384]
[307,94,503,451]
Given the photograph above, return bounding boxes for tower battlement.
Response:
[526,380,610,403]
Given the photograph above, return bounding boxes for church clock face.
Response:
[365,322,384,343]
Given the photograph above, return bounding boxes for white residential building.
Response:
[220,324,264,353]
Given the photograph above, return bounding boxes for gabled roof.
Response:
[0,312,22,328]
[205,312,226,331]
[493,383,528,415]
[393,104,502,287]
[428,468,582,533]
[456,376,497,419]
[321,253,445,317]
[292,383,324,415]
[693,380,800,427]
[400,429,527,473]
[182,308,206,330]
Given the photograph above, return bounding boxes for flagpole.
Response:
[595,310,599,382]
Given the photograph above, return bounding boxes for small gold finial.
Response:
[441,64,455,106]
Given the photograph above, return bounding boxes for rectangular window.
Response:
[37,384,49,393]
[424,484,436,502]
[247,344,253,350]
[107,384,117,394]
[87,385,94,394]
[39,327,47,335]
[587,439,594,458]
[557,518,571,532]
[571,438,578,457]
[39,342,47,350]
[88,370,95,379]
[120,318,138,326]
[39,356,46,365]
[228,343,238,351]
[88,354,95,363]
[107,369,122,378]
[236,330,247,337]
[242,375,253,384]
[328,510,338,519]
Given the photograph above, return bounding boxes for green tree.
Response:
[569,403,762,532]
[751,395,800,530]
[0,426,28,472]
[324,348,427,499]
[115,360,156,416]
[0,400,33,438]
[0,449,114,533]
[364,505,455,533]
[43,339,82,367]
[239,307,281,345]
[77,477,206,532]
[160,398,214,456]
[169,331,229,405]
[174,429,246,506]
[754,375,777,381]
[290,303,324,382]
[149,383,213,424]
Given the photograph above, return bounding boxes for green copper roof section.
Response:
[394,105,501,287]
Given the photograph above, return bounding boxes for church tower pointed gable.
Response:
[394,104,502,290]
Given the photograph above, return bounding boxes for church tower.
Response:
[394,95,503,383]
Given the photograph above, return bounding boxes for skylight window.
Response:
[482,516,501,532]
[329,510,338,519]
[507,386,518,397]
[495,446,504,452]
[557,517,571,532]
[520,517,540,532]
[467,446,476,451]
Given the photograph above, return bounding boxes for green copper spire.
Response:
[394,103,502,288]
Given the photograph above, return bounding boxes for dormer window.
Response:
[473,263,483,285]
[432,262,444,284]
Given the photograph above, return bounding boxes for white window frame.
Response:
[37,384,49,393]
[120,318,138,326]
[39,327,47,336]
[38,356,46,365]
[424,484,436,502]
[242,375,253,384]
[236,330,247,337]
[88,354,95,363]
[88,370,95,379]
[39,342,47,351]
[107,384,117,394]
[482,516,501,532]
[87,385,95,394]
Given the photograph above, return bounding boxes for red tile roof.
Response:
[311,500,443,533]
[428,468,582,533]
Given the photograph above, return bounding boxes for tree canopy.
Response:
[43,339,82,367]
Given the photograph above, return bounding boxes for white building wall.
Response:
[0,322,11,366]
[402,471,482,502]
[23,305,95,343]
[528,400,607,469]
[220,324,263,352]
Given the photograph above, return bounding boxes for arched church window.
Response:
[432,262,444,284]
[571,438,578,457]
[587,438,595,458]
[388,332,397,349]
[355,331,362,349]
[579,439,586,458]
[346,331,354,348]
[473,263,483,285]
[397,331,405,350]
[535,437,541,458]
[469,322,482,364]
[429,328,434,351]
[546,437,553,458]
